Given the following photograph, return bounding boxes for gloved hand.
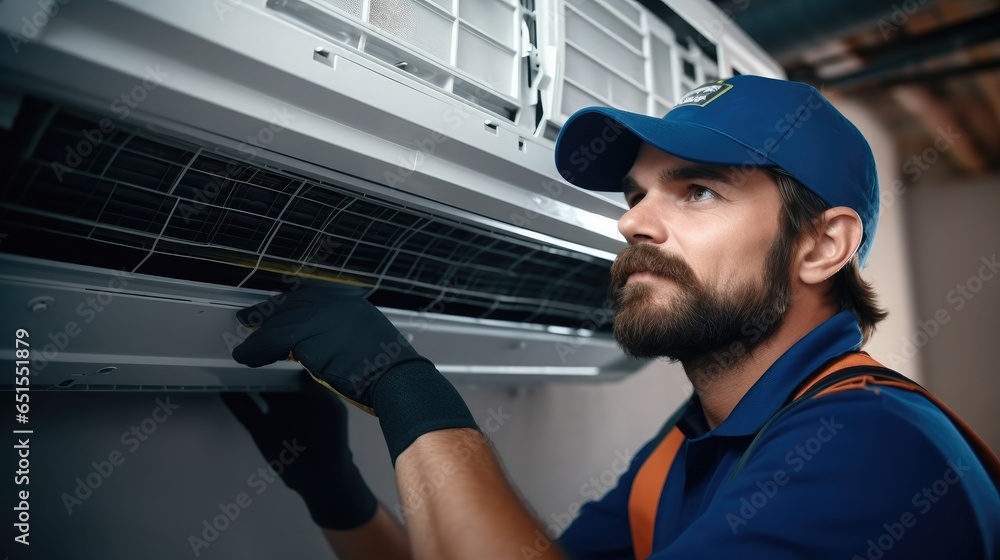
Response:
[231,287,478,465]
[221,379,378,530]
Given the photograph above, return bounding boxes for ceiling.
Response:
[710,0,1000,179]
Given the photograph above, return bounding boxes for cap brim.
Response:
[554,107,774,192]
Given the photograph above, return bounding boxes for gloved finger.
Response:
[280,285,371,305]
[232,307,323,367]
[236,286,369,328]
[235,298,311,328]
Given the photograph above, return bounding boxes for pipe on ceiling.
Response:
[828,11,1000,89]
[711,0,942,58]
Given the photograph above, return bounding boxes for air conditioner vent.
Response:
[0,101,613,330]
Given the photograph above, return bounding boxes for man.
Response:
[227,75,1000,559]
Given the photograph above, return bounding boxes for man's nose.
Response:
[618,199,668,245]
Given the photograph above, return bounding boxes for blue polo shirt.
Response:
[558,311,1000,559]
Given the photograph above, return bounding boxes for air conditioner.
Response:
[0,0,781,391]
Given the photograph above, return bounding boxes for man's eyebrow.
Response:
[658,165,738,185]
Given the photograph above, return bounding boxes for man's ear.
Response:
[796,207,863,286]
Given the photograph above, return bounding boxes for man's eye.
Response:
[691,186,715,201]
[627,193,644,207]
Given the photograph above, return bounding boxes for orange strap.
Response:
[802,353,1000,483]
[627,427,684,560]
[626,352,1000,560]
[791,351,885,400]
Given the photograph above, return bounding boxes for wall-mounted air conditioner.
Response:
[0,0,781,391]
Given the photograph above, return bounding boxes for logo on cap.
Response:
[674,81,733,108]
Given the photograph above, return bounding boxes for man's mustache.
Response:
[609,244,700,299]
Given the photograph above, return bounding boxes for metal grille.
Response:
[0,101,612,329]
[369,0,454,62]
[268,0,521,105]
[558,0,721,120]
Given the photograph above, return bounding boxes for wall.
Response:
[903,172,1000,453]
[834,98,921,382]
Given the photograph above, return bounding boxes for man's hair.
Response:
[767,168,887,344]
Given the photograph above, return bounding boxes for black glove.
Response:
[231,287,478,465]
[221,380,378,530]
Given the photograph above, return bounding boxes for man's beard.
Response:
[609,236,793,371]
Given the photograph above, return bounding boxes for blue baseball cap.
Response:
[553,75,879,266]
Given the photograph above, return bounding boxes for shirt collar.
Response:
[677,311,864,440]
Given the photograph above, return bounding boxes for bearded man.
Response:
[228,75,1000,559]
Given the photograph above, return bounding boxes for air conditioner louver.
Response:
[1,101,613,331]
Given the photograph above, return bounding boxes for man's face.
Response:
[609,144,794,365]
